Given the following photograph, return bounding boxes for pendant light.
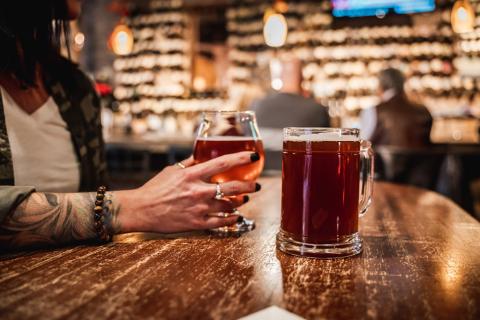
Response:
[109,22,134,56]
[263,0,288,48]
[451,0,476,33]
[108,2,134,56]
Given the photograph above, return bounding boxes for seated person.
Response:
[250,59,330,151]
[0,0,259,250]
[362,68,433,148]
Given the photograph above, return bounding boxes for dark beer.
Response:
[194,137,265,182]
[281,139,360,243]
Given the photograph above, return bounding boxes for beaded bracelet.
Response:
[93,186,113,242]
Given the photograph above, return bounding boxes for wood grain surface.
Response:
[1,177,479,320]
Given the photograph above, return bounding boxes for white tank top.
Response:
[1,87,80,192]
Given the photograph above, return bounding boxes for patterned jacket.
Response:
[0,58,107,221]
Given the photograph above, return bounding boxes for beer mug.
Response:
[194,111,265,235]
[277,128,374,258]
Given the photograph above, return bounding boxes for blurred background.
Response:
[69,0,479,218]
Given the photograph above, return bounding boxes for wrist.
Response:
[112,189,142,234]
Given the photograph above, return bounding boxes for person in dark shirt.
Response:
[370,68,433,148]
[250,59,329,151]
[251,59,329,129]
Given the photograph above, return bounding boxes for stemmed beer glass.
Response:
[193,111,265,235]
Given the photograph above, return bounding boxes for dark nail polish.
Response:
[243,195,250,203]
[255,183,261,191]
[237,215,244,223]
[250,152,260,162]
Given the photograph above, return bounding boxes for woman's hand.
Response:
[115,151,261,233]
[0,152,260,248]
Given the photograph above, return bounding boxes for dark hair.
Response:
[378,68,405,93]
[0,0,71,88]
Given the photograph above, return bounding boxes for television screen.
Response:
[331,0,436,18]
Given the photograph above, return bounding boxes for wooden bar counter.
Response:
[1,178,479,319]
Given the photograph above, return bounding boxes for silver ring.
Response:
[175,162,186,169]
[214,183,224,200]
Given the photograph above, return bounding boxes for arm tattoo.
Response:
[0,192,122,249]
[102,193,122,237]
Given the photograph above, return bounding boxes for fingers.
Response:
[188,151,259,179]
[202,215,239,229]
[198,180,257,212]
[204,193,250,213]
[206,199,235,214]
[175,156,194,169]
[182,156,195,167]
[227,195,249,207]
[220,180,259,197]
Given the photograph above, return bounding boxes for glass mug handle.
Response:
[359,140,375,217]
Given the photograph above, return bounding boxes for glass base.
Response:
[276,230,362,259]
[208,218,255,237]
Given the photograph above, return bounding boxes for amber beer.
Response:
[277,127,374,258]
[281,139,360,243]
[194,137,265,182]
[195,111,263,234]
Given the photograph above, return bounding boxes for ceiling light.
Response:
[451,0,475,33]
[110,24,134,55]
[263,13,288,48]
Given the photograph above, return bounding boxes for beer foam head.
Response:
[284,128,359,142]
[196,136,260,141]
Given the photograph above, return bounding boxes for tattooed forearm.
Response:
[101,192,122,237]
[0,192,122,249]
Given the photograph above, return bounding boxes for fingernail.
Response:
[237,215,244,223]
[243,195,249,203]
[250,152,260,162]
[255,183,261,191]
